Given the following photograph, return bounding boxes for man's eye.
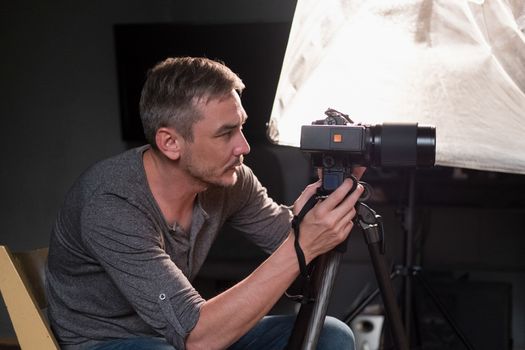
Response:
[220,130,234,138]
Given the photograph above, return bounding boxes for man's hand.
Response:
[292,167,366,263]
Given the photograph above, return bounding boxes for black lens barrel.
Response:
[371,123,436,167]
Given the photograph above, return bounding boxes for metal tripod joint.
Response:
[356,202,386,254]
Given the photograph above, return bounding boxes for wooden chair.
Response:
[0,245,59,349]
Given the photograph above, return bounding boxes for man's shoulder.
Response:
[66,146,149,204]
[88,146,146,177]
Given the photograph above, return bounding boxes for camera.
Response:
[300,109,436,195]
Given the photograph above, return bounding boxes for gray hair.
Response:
[139,57,245,147]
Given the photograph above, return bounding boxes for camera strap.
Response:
[289,194,318,304]
[291,217,309,282]
[288,175,360,304]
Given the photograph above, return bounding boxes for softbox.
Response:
[268,0,525,174]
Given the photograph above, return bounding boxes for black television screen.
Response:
[113,22,292,144]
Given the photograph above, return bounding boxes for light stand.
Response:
[344,170,476,349]
[402,169,417,342]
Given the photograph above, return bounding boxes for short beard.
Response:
[182,154,242,189]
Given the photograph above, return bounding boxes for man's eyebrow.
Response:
[215,123,238,135]
[214,113,248,136]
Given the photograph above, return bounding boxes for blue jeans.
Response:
[88,315,355,350]
[88,337,175,350]
[230,315,355,350]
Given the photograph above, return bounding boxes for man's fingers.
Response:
[293,180,321,215]
[317,178,363,212]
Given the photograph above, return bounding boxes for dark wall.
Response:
[0,1,170,250]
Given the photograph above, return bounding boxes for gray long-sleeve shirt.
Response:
[46,146,292,349]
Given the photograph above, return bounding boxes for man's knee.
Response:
[318,316,355,350]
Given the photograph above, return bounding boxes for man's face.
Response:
[179,90,251,188]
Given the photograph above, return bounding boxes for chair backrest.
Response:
[0,245,59,350]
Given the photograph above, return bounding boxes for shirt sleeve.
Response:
[225,165,293,253]
[80,193,205,350]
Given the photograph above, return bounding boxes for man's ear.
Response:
[155,127,182,160]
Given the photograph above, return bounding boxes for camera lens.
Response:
[371,123,436,167]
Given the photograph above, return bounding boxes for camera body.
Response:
[300,110,436,195]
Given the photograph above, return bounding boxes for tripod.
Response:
[286,190,409,350]
[344,170,476,349]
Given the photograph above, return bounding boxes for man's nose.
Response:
[233,130,250,156]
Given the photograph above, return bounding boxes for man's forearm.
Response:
[186,178,363,350]
[186,233,299,350]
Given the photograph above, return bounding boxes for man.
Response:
[46,57,364,350]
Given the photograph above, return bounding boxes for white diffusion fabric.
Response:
[269,0,525,174]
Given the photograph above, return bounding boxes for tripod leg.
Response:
[303,252,342,349]
[343,269,401,324]
[286,251,343,350]
[367,241,409,350]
